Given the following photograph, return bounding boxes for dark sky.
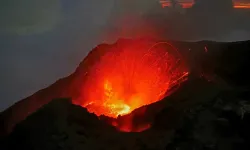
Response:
[0,0,250,111]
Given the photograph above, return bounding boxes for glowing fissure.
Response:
[159,0,250,9]
[234,2,250,9]
[77,40,188,132]
[160,0,195,8]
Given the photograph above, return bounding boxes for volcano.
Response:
[74,40,189,121]
[1,39,189,134]
[1,39,250,150]
[74,40,189,132]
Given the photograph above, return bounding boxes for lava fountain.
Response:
[76,39,189,131]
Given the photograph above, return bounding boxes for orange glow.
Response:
[103,80,131,116]
[77,40,188,131]
[160,0,194,8]
[113,120,151,132]
[234,2,250,9]
[160,0,250,9]
[110,106,153,132]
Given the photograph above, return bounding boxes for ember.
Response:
[77,40,189,131]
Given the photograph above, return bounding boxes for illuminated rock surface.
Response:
[73,40,189,132]
[1,39,250,150]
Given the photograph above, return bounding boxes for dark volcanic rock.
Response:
[1,97,179,150]
[164,90,250,150]
[1,76,250,150]
[3,98,116,150]
[0,43,111,136]
[1,39,250,150]
[1,39,250,136]
[3,87,250,150]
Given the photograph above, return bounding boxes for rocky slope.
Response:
[2,80,250,150]
[1,39,250,149]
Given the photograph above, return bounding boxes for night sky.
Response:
[0,0,250,111]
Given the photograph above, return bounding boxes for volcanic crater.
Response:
[2,39,250,150]
[72,39,189,132]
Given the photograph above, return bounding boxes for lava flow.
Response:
[77,40,189,132]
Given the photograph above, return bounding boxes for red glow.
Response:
[234,2,250,9]
[110,106,152,132]
[160,0,250,9]
[205,46,208,53]
[181,2,195,8]
[114,121,151,132]
[160,0,194,8]
[76,40,188,132]
[103,15,159,42]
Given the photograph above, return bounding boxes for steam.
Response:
[103,0,250,42]
[1,0,250,111]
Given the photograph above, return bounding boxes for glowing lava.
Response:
[77,40,188,120]
[160,0,250,9]
[160,0,195,8]
[234,2,250,9]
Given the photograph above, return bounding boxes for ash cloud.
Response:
[0,0,250,111]
[103,0,250,41]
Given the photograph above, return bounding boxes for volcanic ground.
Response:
[1,39,250,150]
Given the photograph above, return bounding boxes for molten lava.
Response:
[76,40,188,131]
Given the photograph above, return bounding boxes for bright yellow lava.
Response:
[79,41,189,119]
[103,80,131,116]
